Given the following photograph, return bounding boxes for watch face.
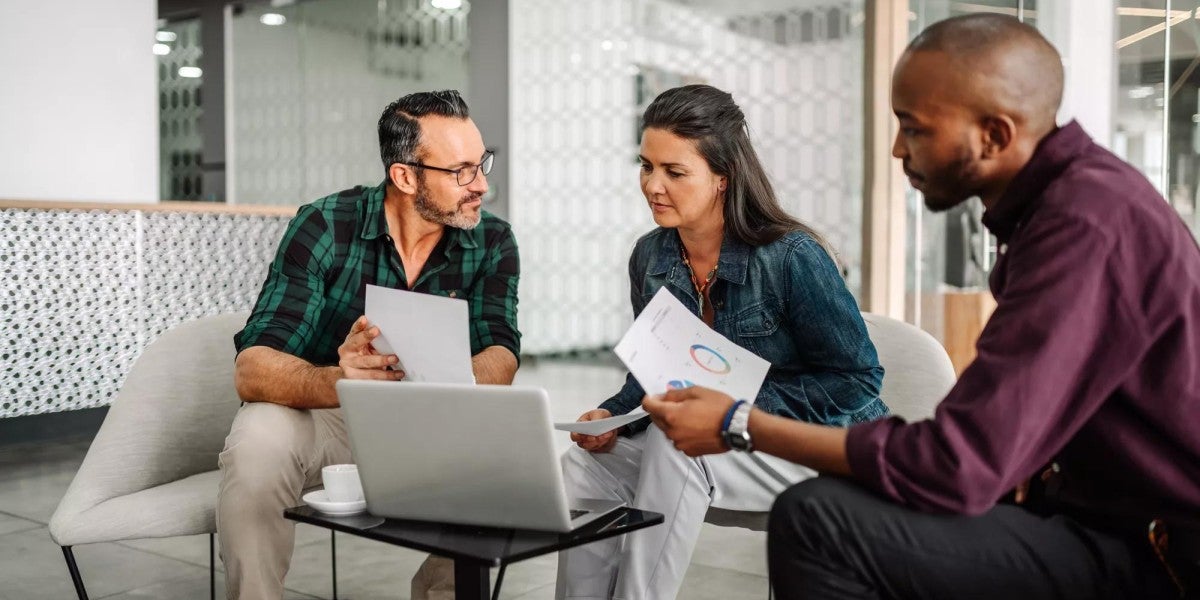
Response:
[726,430,752,451]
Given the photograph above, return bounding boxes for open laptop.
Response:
[336,380,625,533]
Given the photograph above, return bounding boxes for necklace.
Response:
[680,245,718,321]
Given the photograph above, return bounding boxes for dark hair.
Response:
[641,85,834,255]
[378,90,471,178]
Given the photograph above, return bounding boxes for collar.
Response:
[981,120,1093,243]
[647,229,750,286]
[359,180,389,241]
[358,179,478,250]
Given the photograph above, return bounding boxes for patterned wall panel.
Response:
[141,212,289,338]
[511,0,866,354]
[1,209,140,417]
[230,0,471,206]
[0,208,290,419]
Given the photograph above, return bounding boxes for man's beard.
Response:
[414,181,482,230]
[916,145,983,213]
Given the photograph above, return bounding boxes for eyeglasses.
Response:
[399,151,494,186]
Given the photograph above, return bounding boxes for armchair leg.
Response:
[61,546,90,600]
[209,533,216,600]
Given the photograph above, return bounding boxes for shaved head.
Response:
[907,13,1063,137]
[891,14,1064,212]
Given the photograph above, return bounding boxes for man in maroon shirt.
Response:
[643,14,1200,599]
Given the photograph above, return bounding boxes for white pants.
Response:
[555,425,814,600]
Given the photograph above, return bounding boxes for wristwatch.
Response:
[721,400,754,452]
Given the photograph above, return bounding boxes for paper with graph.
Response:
[613,287,770,403]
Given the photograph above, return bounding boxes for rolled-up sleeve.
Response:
[846,212,1137,515]
[469,222,521,359]
[234,205,332,358]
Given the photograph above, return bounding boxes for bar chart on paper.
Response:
[614,288,770,403]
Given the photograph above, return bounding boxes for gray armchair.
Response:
[49,312,247,600]
[704,311,959,529]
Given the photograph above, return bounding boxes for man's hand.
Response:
[642,386,736,457]
[337,316,405,380]
[571,409,618,453]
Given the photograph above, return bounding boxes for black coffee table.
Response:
[284,506,663,600]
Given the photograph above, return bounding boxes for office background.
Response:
[4,0,1199,420]
[0,1,1197,597]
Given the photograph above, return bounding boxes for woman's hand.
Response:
[571,409,619,453]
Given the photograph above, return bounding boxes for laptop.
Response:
[336,380,625,533]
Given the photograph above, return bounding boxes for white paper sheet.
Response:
[613,287,771,402]
[554,409,650,436]
[364,285,474,384]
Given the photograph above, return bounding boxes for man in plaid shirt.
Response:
[218,90,520,600]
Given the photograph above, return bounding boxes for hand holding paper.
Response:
[554,409,650,437]
[613,288,770,402]
[337,315,406,381]
[364,285,474,384]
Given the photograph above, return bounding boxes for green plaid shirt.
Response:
[235,181,520,365]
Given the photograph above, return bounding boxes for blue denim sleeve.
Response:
[763,239,886,426]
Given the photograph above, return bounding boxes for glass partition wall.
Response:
[509,0,868,353]
[227,0,471,205]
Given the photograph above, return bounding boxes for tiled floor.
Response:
[0,360,770,599]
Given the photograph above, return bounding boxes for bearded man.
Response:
[219,90,520,600]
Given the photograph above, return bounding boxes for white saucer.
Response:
[302,490,367,516]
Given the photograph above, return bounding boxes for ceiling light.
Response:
[179,66,203,78]
[155,31,177,42]
[153,43,171,56]
[260,13,287,26]
[431,0,462,9]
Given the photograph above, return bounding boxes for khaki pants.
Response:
[216,402,453,599]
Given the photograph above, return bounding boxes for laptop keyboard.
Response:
[569,509,590,520]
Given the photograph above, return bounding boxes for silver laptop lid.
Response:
[337,380,576,532]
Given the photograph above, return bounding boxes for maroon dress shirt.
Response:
[846,121,1200,521]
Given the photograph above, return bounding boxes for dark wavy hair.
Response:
[642,84,834,255]
[377,90,470,178]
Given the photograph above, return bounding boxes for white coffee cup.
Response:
[321,464,364,503]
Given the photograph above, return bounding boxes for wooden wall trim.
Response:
[0,200,297,217]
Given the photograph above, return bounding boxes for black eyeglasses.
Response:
[399,151,494,186]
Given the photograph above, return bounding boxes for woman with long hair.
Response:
[556,84,887,599]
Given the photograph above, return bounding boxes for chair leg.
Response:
[209,533,216,600]
[61,546,90,600]
[331,530,338,600]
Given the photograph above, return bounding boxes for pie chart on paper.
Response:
[689,344,732,374]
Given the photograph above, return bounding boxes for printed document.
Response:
[554,288,771,435]
[615,287,770,401]
[364,285,474,384]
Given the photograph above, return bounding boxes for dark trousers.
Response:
[767,477,1177,600]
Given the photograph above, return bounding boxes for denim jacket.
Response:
[599,228,887,433]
